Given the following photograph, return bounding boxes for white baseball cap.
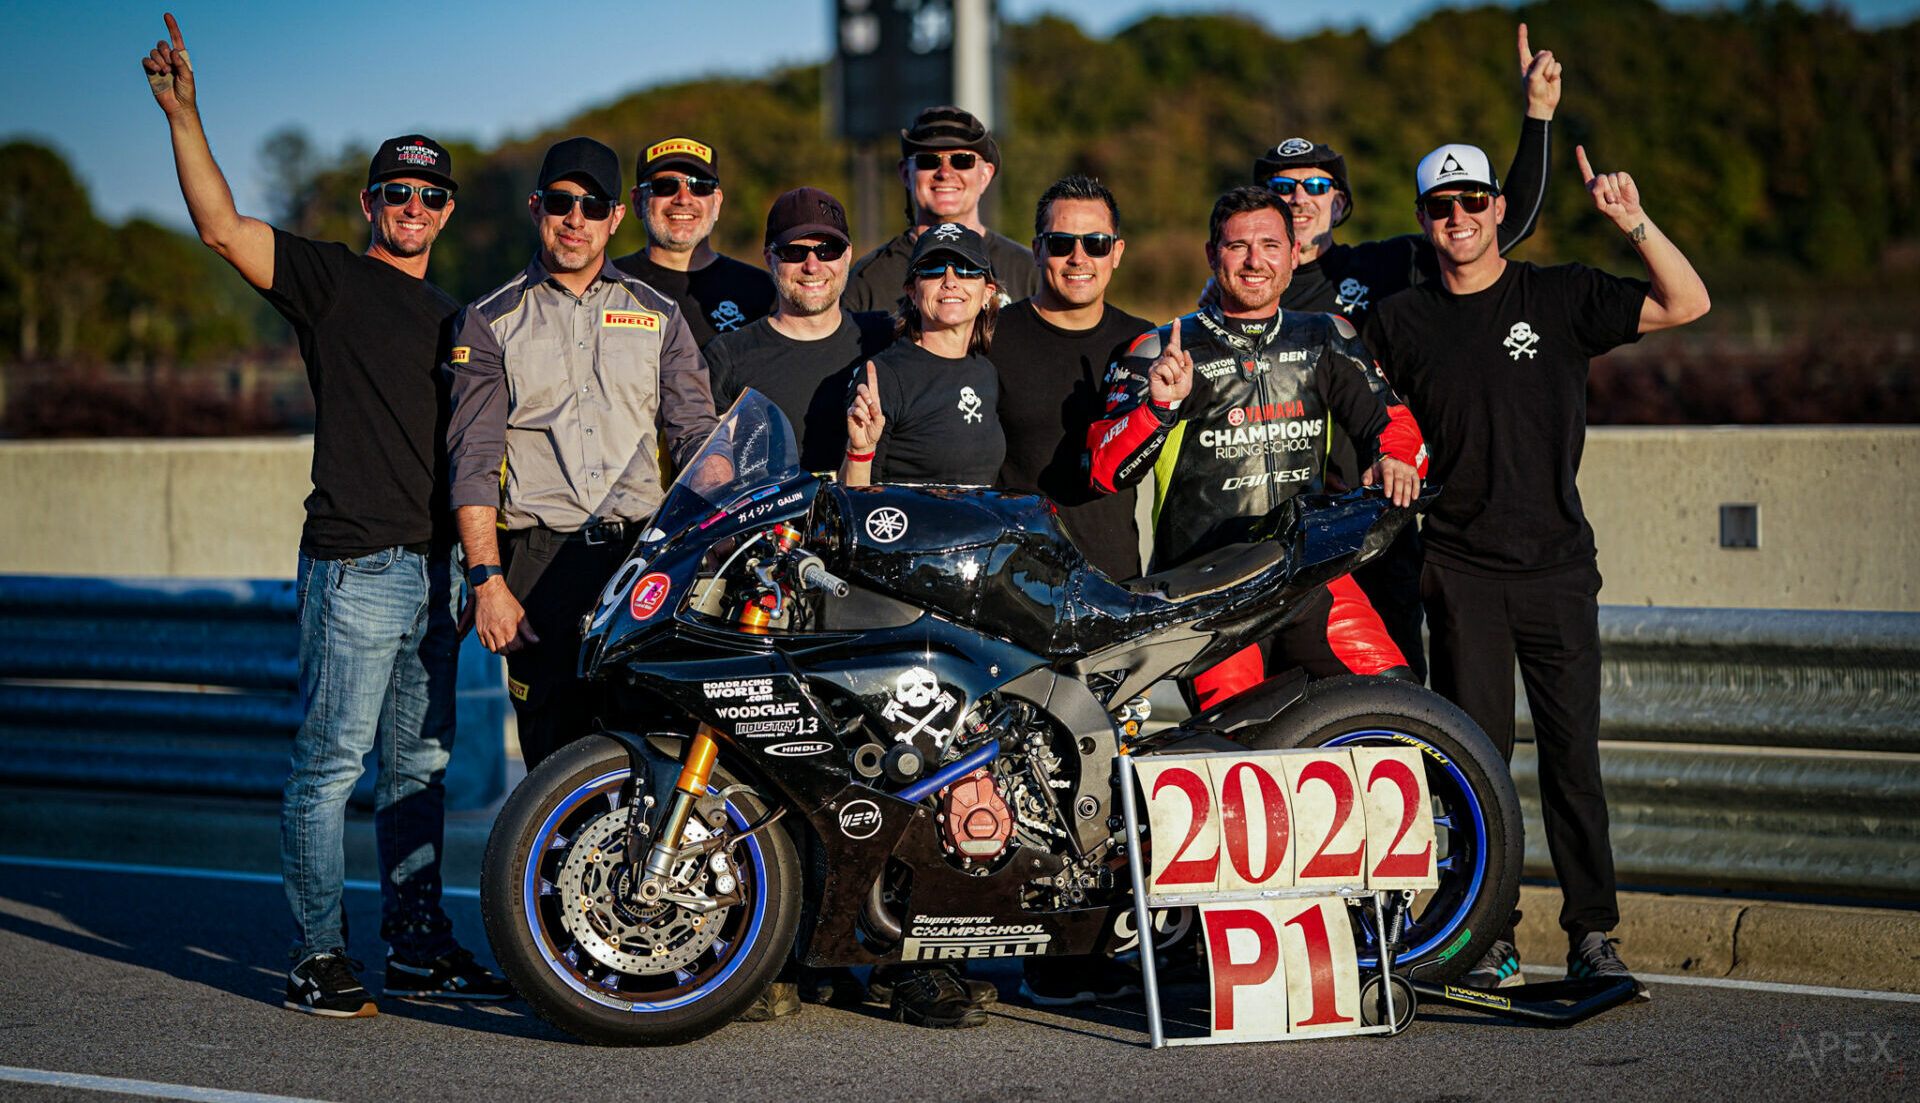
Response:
[1415,144,1500,198]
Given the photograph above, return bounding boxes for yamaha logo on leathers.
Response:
[1503,321,1541,360]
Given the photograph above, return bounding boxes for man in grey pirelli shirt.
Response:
[446,136,719,768]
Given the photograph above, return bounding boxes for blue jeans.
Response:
[282,548,461,962]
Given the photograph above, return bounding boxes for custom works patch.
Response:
[603,309,662,330]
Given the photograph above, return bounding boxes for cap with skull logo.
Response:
[1253,137,1352,228]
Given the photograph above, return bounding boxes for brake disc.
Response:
[556,812,730,975]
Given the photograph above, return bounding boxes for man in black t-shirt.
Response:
[1368,142,1710,1000]
[842,106,1041,313]
[991,175,1152,583]
[612,136,776,347]
[142,14,507,1018]
[706,187,893,472]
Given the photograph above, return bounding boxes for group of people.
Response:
[142,12,1707,1028]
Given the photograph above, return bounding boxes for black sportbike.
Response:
[480,391,1521,1044]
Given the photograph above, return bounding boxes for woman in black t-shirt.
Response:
[839,223,1006,487]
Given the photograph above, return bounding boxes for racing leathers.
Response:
[1087,306,1428,706]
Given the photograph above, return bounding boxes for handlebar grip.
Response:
[798,557,850,599]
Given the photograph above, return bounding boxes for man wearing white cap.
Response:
[1366,141,1710,999]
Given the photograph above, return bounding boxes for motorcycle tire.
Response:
[481,734,801,1045]
[1237,674,1523,983]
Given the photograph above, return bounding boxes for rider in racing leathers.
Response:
[1088,186,1428,710]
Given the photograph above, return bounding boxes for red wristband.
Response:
[845,448,876,462]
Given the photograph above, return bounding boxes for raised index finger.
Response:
[1575,145,1596,185]
[165,12,185,51]
[1517,22,1531,70]
[1167,315,1182,356]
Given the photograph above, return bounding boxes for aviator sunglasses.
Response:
[643,175,720,199]
[1417,190,1496,220]
[534,190,616,220]
[771,240,849,264]
[912,151,979,171]
[370,182,451,210]
[1266,176,1336,198]
[910,259,989,281]
[1038,231,1117,258]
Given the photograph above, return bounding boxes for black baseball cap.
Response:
[907,222,993,278]
[1253,137,1350,227]
[900,105,1000,169]
[765,187,851,247]
[368,135,456,192]
[638,136,719,183]
[536,137,621,198]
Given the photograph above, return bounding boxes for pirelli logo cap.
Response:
[639,136,718,183]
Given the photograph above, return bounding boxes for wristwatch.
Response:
[467,562,504,588]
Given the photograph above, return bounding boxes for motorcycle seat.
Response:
[1117,540,1284,601]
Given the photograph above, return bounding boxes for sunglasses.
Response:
[1417,190,1496,219]
[643,174,719,199]
[1267,176,1336,198]
[370,182,451,210]
[1038,231,1117,258]
[912,151,979,172]
[911,260,988,281]
[535,190,616,220]
[771,240,849,264]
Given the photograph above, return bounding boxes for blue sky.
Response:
[6,0,1917,227]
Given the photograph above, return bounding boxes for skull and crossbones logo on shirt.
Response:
[1335,278,1370,314]
[957,386,983,423]
[1503,321,1541,359]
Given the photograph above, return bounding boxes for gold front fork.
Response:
[633,726,721,904]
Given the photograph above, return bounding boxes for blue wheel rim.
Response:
[1324,729,1489,968]
[520,767,770,1012]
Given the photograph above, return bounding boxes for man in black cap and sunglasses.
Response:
[1367,141,1709,1001]
[843,105,1041,313]
[613,136,775,348]
[446,136,719,771]
[142,12,510,1017]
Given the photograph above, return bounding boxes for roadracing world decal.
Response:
[902,915,1052,961]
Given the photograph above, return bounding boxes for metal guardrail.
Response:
[1513,606,1920,901]
[0,575,508,811]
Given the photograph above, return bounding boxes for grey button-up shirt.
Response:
[445,258,719,531]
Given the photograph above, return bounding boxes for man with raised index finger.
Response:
[142,12,510,1018]
[445,137,719,772]
[1366,142,1710,999]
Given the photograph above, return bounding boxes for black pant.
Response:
[1421,558,1618,939]
[1353,526,1427,683]
[500,529,629,769]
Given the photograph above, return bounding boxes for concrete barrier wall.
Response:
[0,428,1916,608]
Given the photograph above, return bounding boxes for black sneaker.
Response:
[737,981,802,1021]
[870,964,998,1008]
[286,953,377,1018]
[384,946,514,1000]
[1463,938,1525,990]
[1567,932,1651,1002]
[890,965,988,1029]
[1020,955,1143,1007]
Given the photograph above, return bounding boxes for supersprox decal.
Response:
[902,915,1052,961]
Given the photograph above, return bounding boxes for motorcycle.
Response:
[479,390,1522,1045]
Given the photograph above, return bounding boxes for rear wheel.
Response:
[481,735,800,1045]
[1239,675,1522,982]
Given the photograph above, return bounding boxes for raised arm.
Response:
[142,12,274,288]
[1576,146,1711,334]
[1496,23,1562,253]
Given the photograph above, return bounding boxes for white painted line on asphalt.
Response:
[0,1065,339,1103]
[1522,963,1920,1003]
[0,854,479,898]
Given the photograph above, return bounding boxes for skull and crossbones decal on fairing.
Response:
[1503,321,1541,359]
[709,300,745,332]
[1335,278,1370,314]
[956,386,983,423]
[881,666,959,746]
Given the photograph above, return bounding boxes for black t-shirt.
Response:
[256,229,459,559]
[1366,261,1648,576]
[990,300,1153,580]
[705,311,895,473]
[857,341,1006,485]
[842,227,1043,314]
[610,250,776,348]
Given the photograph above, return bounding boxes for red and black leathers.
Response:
[1087,306,1429,707]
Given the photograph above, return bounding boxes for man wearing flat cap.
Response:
[446,136,719,770]
[843,105,1041,313]
[142,11,509,1017]
[613,135,775,348]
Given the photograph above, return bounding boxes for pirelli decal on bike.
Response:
[902,915,1052,961]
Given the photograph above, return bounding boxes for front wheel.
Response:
[1238,675,1522,983]
[480,735,800,1045]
